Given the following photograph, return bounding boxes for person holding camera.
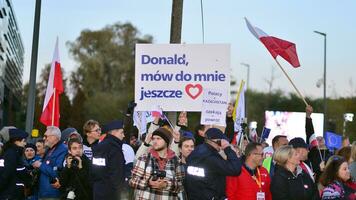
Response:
[130,127,185,199]
[24,143,41,200]
[59,138,92,200]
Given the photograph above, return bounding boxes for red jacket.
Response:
[226,165,272,200]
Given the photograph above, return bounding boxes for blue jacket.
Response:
[185,143,242,200]
[38,142,67,198]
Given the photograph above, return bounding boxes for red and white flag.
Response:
[245,18,300,68]
[40,38,63,127]
[309,134,319,148]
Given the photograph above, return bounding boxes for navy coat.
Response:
[91,134,125,200]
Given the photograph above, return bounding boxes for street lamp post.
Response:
[240,63,250,90]
[314,30,327,135]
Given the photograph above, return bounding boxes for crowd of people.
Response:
[0,104,355,200]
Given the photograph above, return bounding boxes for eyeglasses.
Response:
[90,128,101,133]
[43,135,54,139]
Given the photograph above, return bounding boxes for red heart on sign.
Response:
[185,84,203,99]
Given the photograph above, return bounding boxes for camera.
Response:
[151,170,166,181]
[71,157,79,169]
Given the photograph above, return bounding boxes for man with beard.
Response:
[130,127,184,199]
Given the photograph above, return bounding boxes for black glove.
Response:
[126,101,137,115]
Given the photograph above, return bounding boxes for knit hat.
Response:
[25,143,37,153]
[152,128,173,145]
[61,127,78,142]
[289,137,308,149]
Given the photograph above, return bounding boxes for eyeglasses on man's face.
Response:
[43,134,54,139]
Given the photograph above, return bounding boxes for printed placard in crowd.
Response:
[135,44,230,111]
[200,88,228,127]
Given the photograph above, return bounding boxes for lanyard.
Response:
[252,168,262,191]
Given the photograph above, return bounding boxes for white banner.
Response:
[200,88,228,127]
[135,44,230,111]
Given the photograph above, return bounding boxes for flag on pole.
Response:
[249,128,258,142]
[40,38,63,127]
[233,80,246,130]
[245,17,300,68]
[325,131,342,150]
[260,127,271,142]
[133,110,147,136]
[232,80,246,145]
[151,105,163,118]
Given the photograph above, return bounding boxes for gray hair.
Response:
[46,126,61,139]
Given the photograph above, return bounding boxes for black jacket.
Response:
[0,144,31,200]
[185,143,242,200]
[271,164,320,200]
[59,154,92,200]
[305,117,332,181]
[91,134,125,200]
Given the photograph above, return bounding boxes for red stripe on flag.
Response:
[260,36,300,68]
[54,61,63,93]
[40,94,60,127]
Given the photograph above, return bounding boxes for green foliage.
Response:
[67,22,152,130]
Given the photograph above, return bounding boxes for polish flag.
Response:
[40,38,63,127]
[245,18,300,68]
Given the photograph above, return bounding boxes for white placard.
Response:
[200,88,228,127]
[135,44,230,111]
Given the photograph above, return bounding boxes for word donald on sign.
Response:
[135,44,230,111]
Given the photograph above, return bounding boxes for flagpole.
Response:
[315,138,324,162]
[274,58,308,106]
[51,88,56,126]
[259,127,265,143]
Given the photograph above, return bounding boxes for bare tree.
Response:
[347,78,356,97]
[264,65,280,93]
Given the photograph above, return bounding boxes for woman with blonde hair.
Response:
[270,145,319,200]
